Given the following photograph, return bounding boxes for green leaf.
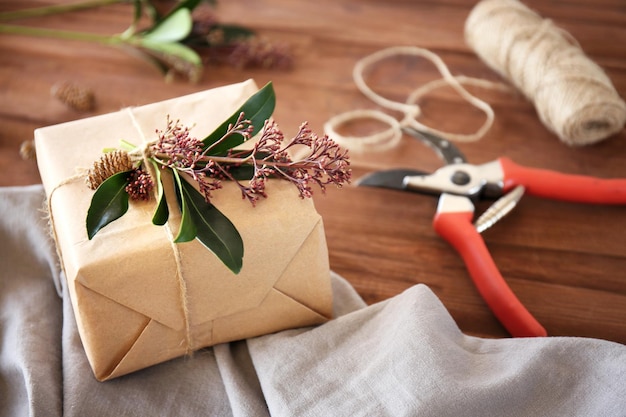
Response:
[139,39,202,66]
[86,170,131,239]
[143,8,192,43]
[122,0,159,38]
[202,82,276,155]
[172,170,197,242]
[227,164,256,181]
[139,0,159,22]
[150,161,169,226]
[177,175,244,274]
[118,43,170,76]
[215,24,256,44]
[119,139,137,151]
[169,0,205,15]
[120,42,202,81]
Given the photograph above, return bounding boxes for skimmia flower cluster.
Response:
[125,169,154,201]
[151,115,351,206]
[85,82,350,274]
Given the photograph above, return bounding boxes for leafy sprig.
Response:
[85,82,351,274]
[0,0,292,82]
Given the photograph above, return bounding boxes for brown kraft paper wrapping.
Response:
[34,79,333,381]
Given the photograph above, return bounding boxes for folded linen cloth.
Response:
[1,185,625,417]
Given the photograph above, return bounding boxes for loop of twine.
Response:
[323,109,403,153]
[46,169,90,279]
[324,45,507,153]
[465,0,626,146]
[125,108,194,353]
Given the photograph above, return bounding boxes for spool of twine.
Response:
[465,0,626,146]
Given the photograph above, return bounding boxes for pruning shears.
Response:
[358,127,626,337]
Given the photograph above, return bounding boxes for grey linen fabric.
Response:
[1,185,625,417]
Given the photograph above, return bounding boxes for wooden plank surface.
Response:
[1,0,625,343]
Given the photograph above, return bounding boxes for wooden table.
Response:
[1,0,625,343]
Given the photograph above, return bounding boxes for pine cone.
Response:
[51,81,96,112]
[19,140,36,161]
[86,150,133,190]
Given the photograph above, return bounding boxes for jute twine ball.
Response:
[465,0,626,146]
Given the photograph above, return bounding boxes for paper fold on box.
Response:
[35,79,333,381]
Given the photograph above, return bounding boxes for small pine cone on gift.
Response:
[86,150,133,190]
[51,81,96,112]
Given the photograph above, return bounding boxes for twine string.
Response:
[125,108,194,353]
[45,169,90,280]
[45,108,196,355]
[324,45,508,152]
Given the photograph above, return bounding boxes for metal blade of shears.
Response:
[401,127,466,165]
[356,169,430,191]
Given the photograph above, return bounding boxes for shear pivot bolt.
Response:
[451,170,471,185]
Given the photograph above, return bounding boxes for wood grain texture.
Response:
[1,0,624,343]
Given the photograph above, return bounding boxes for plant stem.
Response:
[151,152,304,170]
[0,23,124,46]
[0,0,127,22]
[204,155,310,169]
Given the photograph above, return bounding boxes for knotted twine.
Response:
[465,0,626,146]
[46,108,195,355]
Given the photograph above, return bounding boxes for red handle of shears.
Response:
[434,210,547,338]
[499,157,626,204]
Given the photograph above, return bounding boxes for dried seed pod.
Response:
[19,139,36,161]
[86,150,133,190]
[51,81,96,112]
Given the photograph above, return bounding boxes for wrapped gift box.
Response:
[35,79,333,381]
